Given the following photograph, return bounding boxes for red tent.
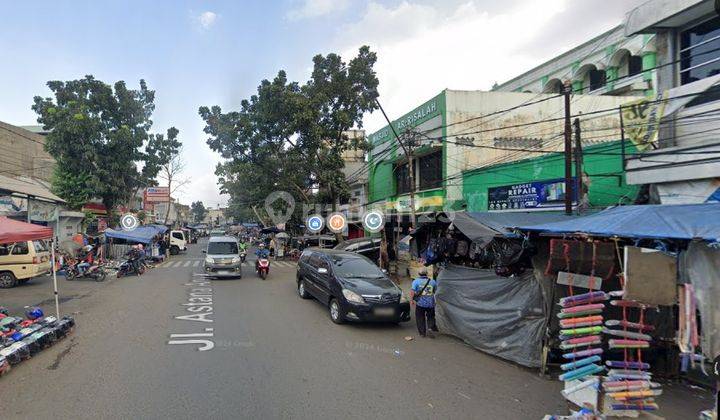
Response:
[0,216,53,244]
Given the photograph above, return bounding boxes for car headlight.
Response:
[400,293,409,303]
[205,256,214,264]
[342,289,365,304]
[231,256,241,263]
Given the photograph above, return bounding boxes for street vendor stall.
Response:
[0,217,58,316]
[104,225,167,261]
[515,203,720,417]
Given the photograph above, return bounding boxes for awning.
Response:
[104,226,162,244]
[414,211,580,246]
[517,203,720,242]
[0,174,64,203]
[0,216,53,244]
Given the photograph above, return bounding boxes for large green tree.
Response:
[199,46,379,222]
[32,75,180,210]
[190,201,207,223]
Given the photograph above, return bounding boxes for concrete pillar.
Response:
[642,51,656,82]
[605,66,618,91]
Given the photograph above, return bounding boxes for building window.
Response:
[395,163,411,194]
[588,69,606,91]
[680,16,720,86]
[418,151,442,190]
[628,55,642,76]
[494,137,543,149]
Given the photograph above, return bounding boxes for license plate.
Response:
[373,307,395,317]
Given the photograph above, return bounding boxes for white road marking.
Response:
[193,261,200,267]
[183,261,192,267]
[457,392,472,400]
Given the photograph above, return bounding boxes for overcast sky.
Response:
[0,0,647,207]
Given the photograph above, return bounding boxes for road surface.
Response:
[0,239,711,419]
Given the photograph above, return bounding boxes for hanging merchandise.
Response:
[555,243,608,415]
[601,250,662,416]
[546,240,617,280]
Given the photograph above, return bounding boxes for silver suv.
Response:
[203,236,242,278]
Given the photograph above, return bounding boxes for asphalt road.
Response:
[0,239,712,419]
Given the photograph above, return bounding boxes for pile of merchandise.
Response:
[0,306,75,376]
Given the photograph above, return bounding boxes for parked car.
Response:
[296,248,410,324]
[334,237,381,262]
[203,236,242,278]
[0,240,51,288]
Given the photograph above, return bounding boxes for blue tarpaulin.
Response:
[447,211,581,246]
[105,226,163,244]
[517,203,720,242]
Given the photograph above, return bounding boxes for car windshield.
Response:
[207,242,238,254]
[331,256,384,278]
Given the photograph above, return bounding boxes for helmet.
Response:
[83,245,93,252]
[259,243,265,248]
[25,307,43,320]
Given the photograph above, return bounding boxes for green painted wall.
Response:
[462,141,639,212]
[367,91,446,204]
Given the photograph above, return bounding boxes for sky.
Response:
[0,0,647,208]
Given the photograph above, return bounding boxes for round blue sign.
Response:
[307,215,324,233]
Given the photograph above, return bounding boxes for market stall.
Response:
[104,225,167,261]
[516,203,720,417]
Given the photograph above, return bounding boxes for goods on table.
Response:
[0,306,75,377]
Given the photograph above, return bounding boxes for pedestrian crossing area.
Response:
[155,259,297,269]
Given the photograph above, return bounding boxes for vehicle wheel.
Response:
[297,279,310,299]
[170,246,179,256]
[260,270,267,280]
[95,269,106,282]
[116,271,124,279]
[329,298,345,324]
[138,266,146,275]
[65,270,76,281]
[0,272,17,288]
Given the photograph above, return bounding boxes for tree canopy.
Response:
[199,46,379,224]
[190,201,208,223]
[32,75,180,210]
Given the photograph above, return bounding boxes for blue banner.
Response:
[488,178,577,211]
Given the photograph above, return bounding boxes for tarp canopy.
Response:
[148,224,168,234]
[104,226,162,244]
[0,216,53,244]
[414,211,580,246]
[436,265,547,368]
[517,203,720,242]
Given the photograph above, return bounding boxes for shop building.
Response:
[623,0,720,204]
[366,90,638,226]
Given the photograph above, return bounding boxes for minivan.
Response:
[296,248,411,324]
[0,240,51,288]
[203,236,242,278]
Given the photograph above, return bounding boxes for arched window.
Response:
[587,68,606,91]
[543,78,564,94]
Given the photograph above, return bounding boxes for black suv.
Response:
[296,248,411,324]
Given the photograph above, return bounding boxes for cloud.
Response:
[197,11,218,29]
[287,0,350,20]
[335,0,639,133]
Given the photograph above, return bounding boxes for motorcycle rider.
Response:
[76,244,95,275]
[255,243,270,272]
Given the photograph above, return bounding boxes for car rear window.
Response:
[207,241,238,254]
[33,240,48,252]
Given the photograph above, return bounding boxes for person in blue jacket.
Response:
[410,269,438,337]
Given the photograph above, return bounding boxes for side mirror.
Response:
[202,250,206,253]
[317,267,328,274]
[382,269,388,274]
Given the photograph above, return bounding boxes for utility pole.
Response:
[375,99,417,229]
[573,118,584,214]
[563,82,573,215]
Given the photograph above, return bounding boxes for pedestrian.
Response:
[410,268,438,337]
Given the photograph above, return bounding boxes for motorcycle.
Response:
[65,261,106,282]
[116,257,145,278]
[256,258,270,280]
[239,250,247,263]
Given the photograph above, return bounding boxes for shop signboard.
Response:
[488,178,577,211]
[144,187,170,203]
